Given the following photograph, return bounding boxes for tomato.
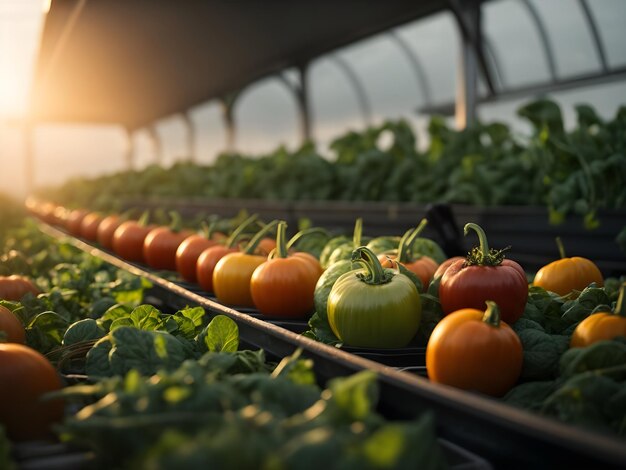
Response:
[533,238,603,298]
[327,247,421,348]
[426,301,523,397]
[195,214,261,292]
[255,237,277,256]
[570,282,626,348]
[380,254,438,291]
[112,213,154,263]
[213,221,279,307]
[97,214,124,249]
[65,208,89,236]
[0,343,64,441]
[439,223,528,324]
[0,305,25,343]
[176,235,220,282]
[0,275,40,301]
[79,212,104,241]
[143,213,193,271]
[250,222,322,318]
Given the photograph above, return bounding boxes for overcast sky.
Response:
[1,0,626,198]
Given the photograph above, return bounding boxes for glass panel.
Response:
[529,0,601,77]
[395,12,459,105]
[154,116,188,167]
[483,0,551,89]
[336,33,422,120]
[308,56,366,148]
[189,101,226,164]
[34,125,126,186]
[586,0,626,69]
[234,77,299,154]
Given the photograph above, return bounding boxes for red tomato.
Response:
[439,224,528,324]
[143,226,194,271]
[97,214,124,249]
[65,209,89,236]
[176,234,220,283]
[79,212,104,241]
[112,220,155,263]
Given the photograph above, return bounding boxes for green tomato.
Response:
[365,236,401,255]
[327,247,421,348]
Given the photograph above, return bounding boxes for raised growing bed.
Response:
[36,221,626,470]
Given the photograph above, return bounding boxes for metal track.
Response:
[39,222,626,470]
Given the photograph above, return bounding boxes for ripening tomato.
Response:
[533,238,603,298]
[143,213,193,271]
[0,305,25,343]
[112,214,154,263]
[0,275,40,301]
[250,222,322,318]
[79,212,104,241]
[65,209,89,236]
[176,234,220,283]
[0,343,65,441]
[97,214,124,249]
[426,301,522,397]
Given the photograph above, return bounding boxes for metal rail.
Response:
[37,221,626,470]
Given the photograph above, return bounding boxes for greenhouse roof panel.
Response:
[30,0,446,130]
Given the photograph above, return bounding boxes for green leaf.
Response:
[326,370,378,422]
[63,318,106,346]
[85,336,113,377]
[503,381,559,411]
[108,327,188,376]
[200,315,239,353]
[129,305,162,330]
[99,304,133,331]
[560,340,626,378]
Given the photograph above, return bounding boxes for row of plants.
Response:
[35,99,626,228]
[22,200,626,444]
[0,214,451,468]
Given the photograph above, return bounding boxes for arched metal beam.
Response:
[388,30,433,107]
[482,35,506,90]
[180,112,196,162]
[520,0,558,81]
[448,0,496,96]
[220,93,239,152]
[329,54,373,126]
[277,65,313,143]
[578,0,609,72]
[147,126,162,165]
[123,126,135,170]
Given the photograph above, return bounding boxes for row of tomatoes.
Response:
[23,200,626,399]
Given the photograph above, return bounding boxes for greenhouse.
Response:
[1,1,625,469]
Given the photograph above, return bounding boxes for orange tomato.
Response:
[0,343,64,441]
[79,212,104,241]
[570,283,626,348]
[213,252,267,307]
[0,275,40,301]
[426,301,522,397]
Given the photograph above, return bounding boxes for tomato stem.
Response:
[352,246,392,285]
[242,220,279,255]
[168,211,182,233]
[398,218,428,263]
[274,221,289,259]
[482,301,501,327]
[225,214,258,248]
[352,218,363,247]
[201,221,217,240]
[616,283,626,317]
[555,236,567,259]
[137,210,150,227]
[465,223,489,258]
[286,227,329,251]
[463,223,506,267]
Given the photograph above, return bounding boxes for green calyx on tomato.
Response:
[200,221,217,240]
[270,221,290,259]
[463,223,509,267]
[396,218,428,263]
[167,211,183,233]
[327,246,421,348]
[241,220,280,254]
[326,218,365,267]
